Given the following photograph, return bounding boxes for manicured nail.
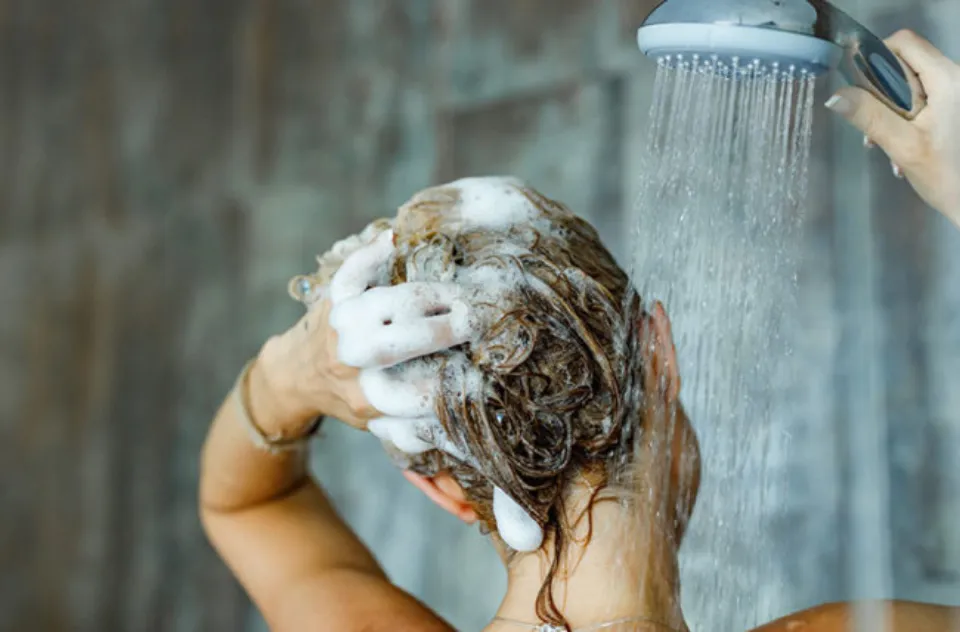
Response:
[825,94,852,114]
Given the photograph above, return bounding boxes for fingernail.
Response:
[825,95,852,114]
[892,162,905,179]
[863,135,876,150]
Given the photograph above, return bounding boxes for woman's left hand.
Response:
[827,30,960,224]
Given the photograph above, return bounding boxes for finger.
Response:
[331,283,474,368]
[331,282,469,328]
[288,274,326,307]
[863,135,876,150]
[368,415,470,462]
[329,229,395,304]
[892,161,906,179]
[368,417,434,454]
[826,87,923,168]
[338,317,468,368]
[885,29,954,86]
[359,362,439,418]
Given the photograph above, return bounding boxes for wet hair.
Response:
[389,183,646,630]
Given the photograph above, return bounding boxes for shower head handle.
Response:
[824,3,927,120]
[838,39,927,121]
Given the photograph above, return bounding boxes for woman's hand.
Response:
[249,231,475,435]
[826,30,960,225]
[252,299,378,432]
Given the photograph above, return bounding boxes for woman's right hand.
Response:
[250,230,475,434]
[826,30,960,225]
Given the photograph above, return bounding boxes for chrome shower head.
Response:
[636,0,927,119]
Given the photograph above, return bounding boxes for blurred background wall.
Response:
[1,0,958,630]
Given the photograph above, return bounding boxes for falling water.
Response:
[623,55,817,630]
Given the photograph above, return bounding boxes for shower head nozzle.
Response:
[636,0,927,119]
[637,23,841,75]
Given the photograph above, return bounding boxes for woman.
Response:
[200,30,960,632]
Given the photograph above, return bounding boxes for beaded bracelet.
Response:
[234,360,324,454]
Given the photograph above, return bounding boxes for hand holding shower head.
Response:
[636,0,927,120]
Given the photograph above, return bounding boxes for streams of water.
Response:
[623,56,818,630]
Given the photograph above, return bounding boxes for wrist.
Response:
[249,340,318,436]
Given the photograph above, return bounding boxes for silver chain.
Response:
[492,615,681,632]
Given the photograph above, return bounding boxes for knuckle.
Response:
[890,29,917,45]
[331,363,357,380]
[860,107,883,135]
[898,134,929,169]
[949,65,960,91]
[348,392,375,417]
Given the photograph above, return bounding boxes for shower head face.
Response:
[635,0,927,118]
[637,0,842,75]
[637,22,842,75]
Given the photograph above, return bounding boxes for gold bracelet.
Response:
[234,360,324,454]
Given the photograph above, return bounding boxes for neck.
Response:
[488,492,688,632]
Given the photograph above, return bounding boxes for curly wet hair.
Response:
[387,183,648,630]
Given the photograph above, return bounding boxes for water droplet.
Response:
[297,278,312,298]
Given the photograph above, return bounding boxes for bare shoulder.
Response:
[750,601,960,632]
[268,567,456,632]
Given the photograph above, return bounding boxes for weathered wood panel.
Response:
[3,1,960,631]
[917,0,960,603]
[436,81,615,245]
[436,0,601,108]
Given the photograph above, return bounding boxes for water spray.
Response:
[636,0,927,120]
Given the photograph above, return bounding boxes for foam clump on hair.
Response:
[446,176,537,229]
[397,176,542,234]
[493,487,545,552]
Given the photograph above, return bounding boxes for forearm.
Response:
[199,344,317,514]
[198,341,395,622]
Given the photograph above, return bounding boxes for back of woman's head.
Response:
[390,178,635,530]
[307,177,677,628]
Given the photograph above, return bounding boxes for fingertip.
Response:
[886,28,932,54]
[825,87,866,117]
[886,28,917,46]
[329,230,396,304]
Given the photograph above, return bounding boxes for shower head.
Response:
[636,0,927,120]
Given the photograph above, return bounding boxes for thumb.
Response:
[826,86,921,167]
